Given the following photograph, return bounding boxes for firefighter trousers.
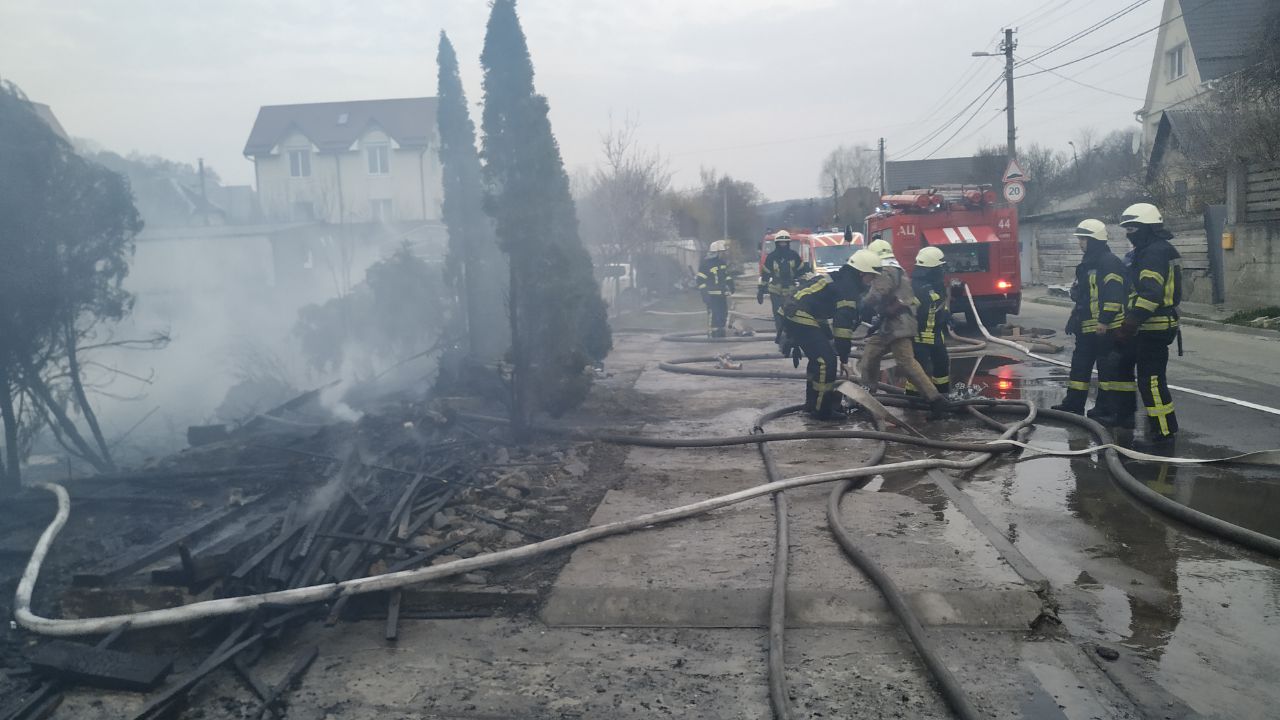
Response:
[1112,329,1178,438]
[908,340,951,395]
[768,293,787,342]
[1061,333,1128,412]
[860,333,941,401]
[704,294,729,337]
[786,322,839,418]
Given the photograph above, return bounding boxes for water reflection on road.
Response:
[885,353,1280,718]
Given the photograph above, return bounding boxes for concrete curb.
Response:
[1027,296,1280,340]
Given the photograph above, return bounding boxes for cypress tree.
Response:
[436,32,508,363]
[479,0,611,431]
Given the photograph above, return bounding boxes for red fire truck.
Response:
[864,186,1020,327]
[759,229,865,276]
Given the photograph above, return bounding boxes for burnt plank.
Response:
[73,501,255,587]
[232,519,305,580]
[134,633,262,720]
[27,641,173,692]
[253,646,318,720]
[384,590,403,641]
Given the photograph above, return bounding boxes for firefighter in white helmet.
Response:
[758,230,811,344]
[907,246,953,397]
[858,236,950,414]
[696,240,735,337]
[779,248,878,419]
[1053,219,1130,418]
[1101,202,1182,448]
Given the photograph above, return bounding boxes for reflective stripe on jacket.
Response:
[696,257,735,296]
[1127,239,1181,331]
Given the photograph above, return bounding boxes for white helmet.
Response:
[847,248,882,274]
[867,238,894,261]
[915,246,946,268]
[1073,218,1108,242]
[709,239,729,253]
[1119,203,1162,226]
[773,230,791,242]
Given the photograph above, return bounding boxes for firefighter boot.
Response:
[1051,388,1088,414]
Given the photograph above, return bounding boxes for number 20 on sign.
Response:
[1002,180,1025,204]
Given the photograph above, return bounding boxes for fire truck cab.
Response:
[864,187,1020,327]
[759,229,865,276]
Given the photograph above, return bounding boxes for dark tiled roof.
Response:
[1183,0,1271,81]
[243,97,437,156]
[884,156,1006,193]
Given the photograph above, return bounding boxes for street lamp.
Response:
[1068,141,1079,183]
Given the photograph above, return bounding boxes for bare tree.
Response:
[818,144,879,196]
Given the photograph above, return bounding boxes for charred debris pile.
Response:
[1,395,597,719]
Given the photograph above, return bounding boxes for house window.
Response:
[288,149,311,178]
[1166,44,1185,80]
[367,145,390,175]
[371,198,393,222]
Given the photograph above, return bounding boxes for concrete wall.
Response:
[1027,217,1213,304]
[254,128,442,224]
[1224,220,1280,309]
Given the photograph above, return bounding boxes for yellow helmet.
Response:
[847,248,882,274]
[773,230,791,242]
[1073,218,1108,242]
[709,239,729,253]
[915,246,946,268]
[867,238,894,261]
[1120,202,1162,226]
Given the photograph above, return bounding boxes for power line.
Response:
[1015,55,1146,101]
[1016,0,1221,78]
[921,80,1006,159]
[891,74,1005,159]
[1017,0,1152,66]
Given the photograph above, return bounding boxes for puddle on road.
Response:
[876,354,1280,717]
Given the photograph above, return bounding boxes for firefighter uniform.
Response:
[758,235,811,342]
[696,243,735,337]
[1110,204,1182,441]
[781,268,864,419]
[909,262,951,396]
[1055,221,1131,415]
[859,260,943,404]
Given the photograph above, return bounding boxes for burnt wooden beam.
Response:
[133,632,262,720]
[4,625,130,720]
[384,590,403,641]
[26,642,173,692]
[252,646,318,720]
[73,500,258,587]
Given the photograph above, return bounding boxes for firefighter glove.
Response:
[1065,314,1080,336]
[835,339,851,364]
[756,286,766,304]
[791,345,803,368]
[1113,318,1137,343]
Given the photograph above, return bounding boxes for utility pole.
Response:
[831,176,839,225]
[877,137,886,194]
[722,182,728,239]
[1002,28,1017,162]
[197,157,210,226]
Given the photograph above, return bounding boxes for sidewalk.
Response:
[1022,285,1279,338]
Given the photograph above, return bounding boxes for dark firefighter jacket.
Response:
[696,256,735,296]
[912,271,950,345]
[1069,243,1128,333]
[784,268,864,362]
[863,265,919,340]
[1126,234,1182,331]
[758,246,810,296]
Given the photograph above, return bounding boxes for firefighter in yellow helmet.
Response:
[780,249,877,419]
[1053,219,1130,417]
[696,240,735,337]
[907,246,952,397]
[758,230,811,344]
[1103,203,1182,447]
[858,237,950,414]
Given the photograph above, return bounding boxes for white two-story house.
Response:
[243,97,442,225]
[1138,0,1270,203]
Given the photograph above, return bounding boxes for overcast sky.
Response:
[1,0,1162,201]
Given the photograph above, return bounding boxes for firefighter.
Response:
[757,230,811,343]
[908,246,952,397]
[1052,219,1130,416]
[696,240,735,338]
[781,249,877,420]
[1103,202,1182,445]
[859,239,949,413]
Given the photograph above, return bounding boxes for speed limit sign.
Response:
[1003,180,1026,204]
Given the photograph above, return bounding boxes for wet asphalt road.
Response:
[916,299,1280,719]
